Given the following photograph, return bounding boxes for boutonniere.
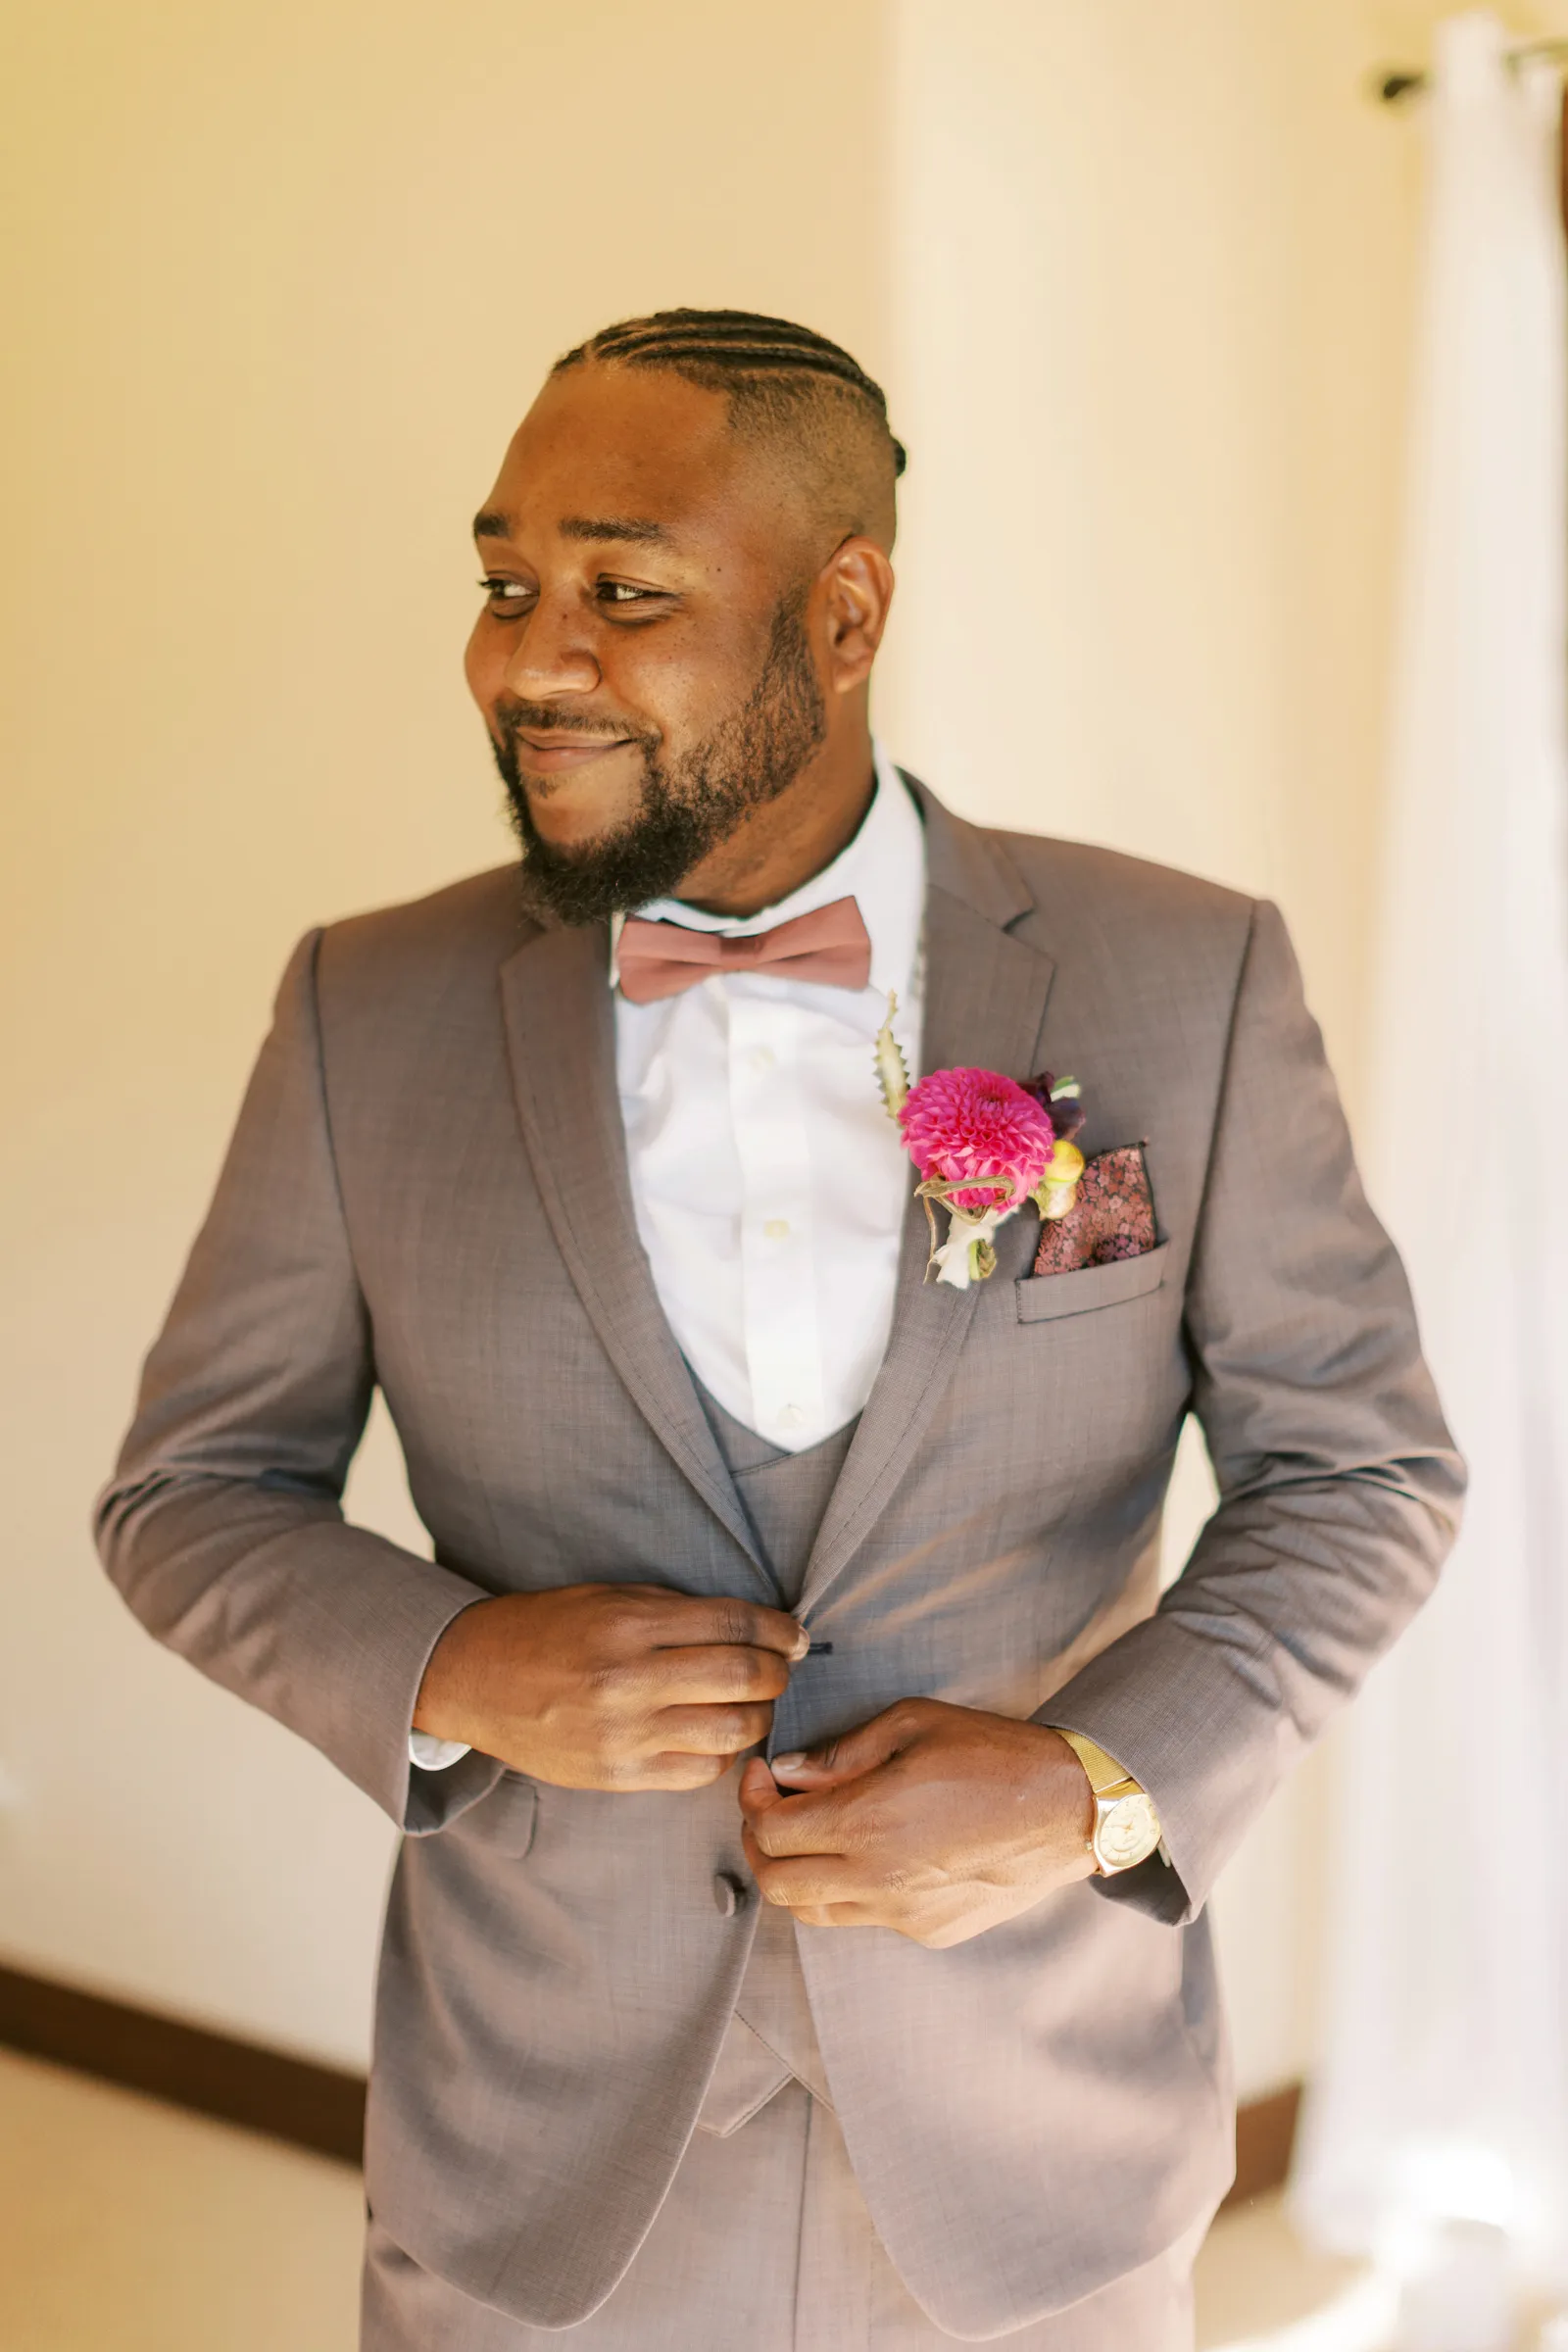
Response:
[874,999,1088,1289]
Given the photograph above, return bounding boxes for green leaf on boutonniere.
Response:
[873,990,910,1119]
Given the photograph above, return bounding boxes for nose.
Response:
[501,590,601,703]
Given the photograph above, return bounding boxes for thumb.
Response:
[770,1706,913,1791]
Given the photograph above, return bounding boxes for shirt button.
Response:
[748,1045,775,1075]
[778,1404,806,1431]
[712,1871,748,1917]
[763,1218,790,1242]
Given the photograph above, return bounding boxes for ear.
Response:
[817,536,895,696]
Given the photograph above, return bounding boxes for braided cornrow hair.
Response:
[554,308,906,480]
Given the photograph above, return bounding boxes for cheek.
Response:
[463,617,500,712]
[613,612,768,742]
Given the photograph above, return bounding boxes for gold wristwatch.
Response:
[1051,1730,1162,1875]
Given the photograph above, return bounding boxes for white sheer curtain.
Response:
[1290,9,1568,2295]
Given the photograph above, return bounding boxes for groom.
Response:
[98,310,1462,2349]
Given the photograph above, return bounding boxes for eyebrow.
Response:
[470,508,673,549]
[558,514,671,545]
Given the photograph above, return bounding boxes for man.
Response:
[97,309,1462,2349]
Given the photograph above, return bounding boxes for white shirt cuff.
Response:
[409,1730,471,1771]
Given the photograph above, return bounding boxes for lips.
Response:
[512,732,636,775]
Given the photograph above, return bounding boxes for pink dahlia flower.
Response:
[898,1067,1056,1212]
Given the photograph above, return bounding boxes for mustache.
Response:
[493,698,657,749]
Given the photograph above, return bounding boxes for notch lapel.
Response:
[498,921,771,1590]
[797,792,1057,1618]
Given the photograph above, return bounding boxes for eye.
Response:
[478,576,533,614]
[595,580,673,612]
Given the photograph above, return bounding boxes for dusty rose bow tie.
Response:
[616,896,872,1005]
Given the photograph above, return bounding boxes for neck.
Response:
[671,719,877,918]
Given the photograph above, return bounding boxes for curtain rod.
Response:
[1377,35,1568,103]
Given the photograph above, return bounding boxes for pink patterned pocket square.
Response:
[1031,1145,1156,1277]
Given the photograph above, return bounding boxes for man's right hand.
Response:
[412,1585,809,1791]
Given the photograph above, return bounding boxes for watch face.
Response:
[1098,1793,1161,1873]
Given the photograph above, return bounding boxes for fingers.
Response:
[648,1596,808,1661]
[783,1905,873,1929]
[738,1774,881,1859]
[770,1700,928,1790]
[463,1586,810,1795]
[740,1828,869,1914]
[641,1644,794,1706]
[740,1823,948,1940]
[737,1756,780,1812]
[651,1700,775,1757]
[625,1751,736,1792]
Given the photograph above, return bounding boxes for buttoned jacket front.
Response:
[97,780,1462,2339]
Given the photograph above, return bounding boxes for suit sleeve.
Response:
[94,930,499,1831]
[1040,898,1465,1924]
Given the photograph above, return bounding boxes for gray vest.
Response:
[691,1380,856,2135]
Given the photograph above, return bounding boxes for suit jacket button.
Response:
[712,1871,748,1917]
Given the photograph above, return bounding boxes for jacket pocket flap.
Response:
[1014,1243,1170,1324]
[451,1771,539,1857]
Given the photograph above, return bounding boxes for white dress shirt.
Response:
[411,744,926,1770]
[612,744,924,1451]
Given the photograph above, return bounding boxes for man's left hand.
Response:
[737,1698,1098,1948]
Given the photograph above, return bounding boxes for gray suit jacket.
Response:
[96,782,1462,2337]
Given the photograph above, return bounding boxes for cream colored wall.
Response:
[880,0,1568,2098]
[1,0,1523,2089]
[0,0,888,2066]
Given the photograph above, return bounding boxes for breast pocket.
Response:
[1014,1242,1170,1324]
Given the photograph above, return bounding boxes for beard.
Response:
[492,590,828,926]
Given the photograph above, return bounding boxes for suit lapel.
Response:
[797,789,1056,1617]
[498,921,771,1589]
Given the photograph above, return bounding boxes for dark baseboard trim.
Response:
[1225,2081,1301,2211]
[0,1962,366,2165]
[0,1960,1301,2203]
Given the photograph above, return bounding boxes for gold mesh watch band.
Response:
[1052,1728,1140,1796]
